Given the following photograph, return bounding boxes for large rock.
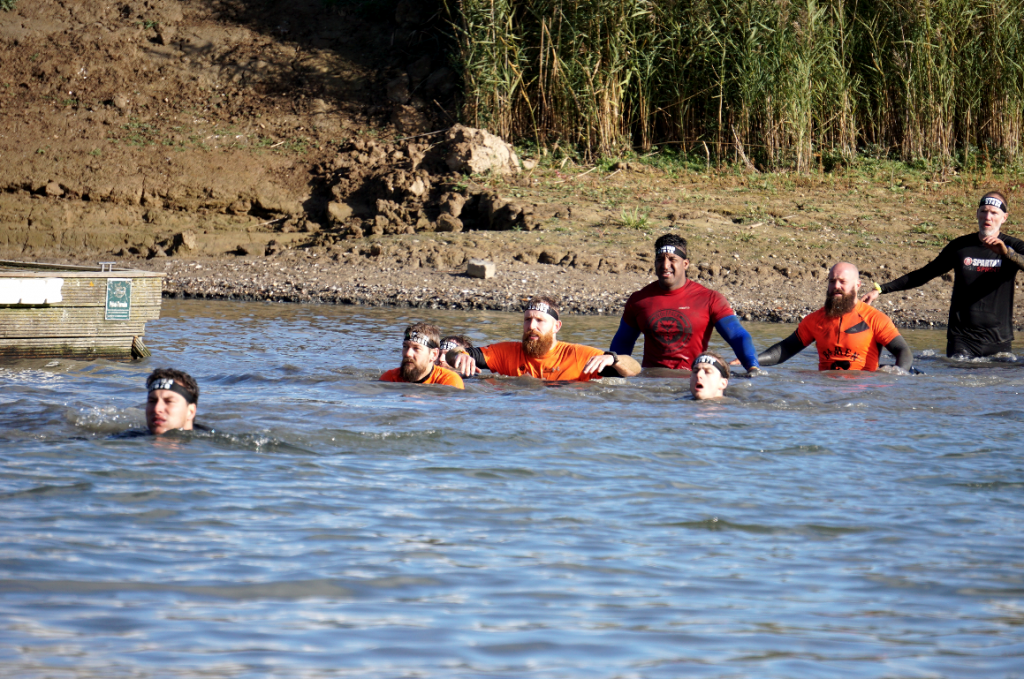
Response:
[445,125,520,175]
[466,258,496,279]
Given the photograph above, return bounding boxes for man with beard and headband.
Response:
[449,296,641,381]
[609,233,760,374]
[755,262,912,372]
[861,191,1024,358]
[380,322,464,388]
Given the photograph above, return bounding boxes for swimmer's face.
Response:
[655,251,689,290]
[402,340,438,379]
[827,263,860,299]
[523,310,560,343]
[977,203,1007,238]
[146,387,196,435]
[690,364,728,400]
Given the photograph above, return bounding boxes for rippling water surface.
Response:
[2,299,1024,678]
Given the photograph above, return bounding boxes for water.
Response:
[2,299,1024,678]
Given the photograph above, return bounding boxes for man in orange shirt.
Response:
[380,322,464,388]
[450,296,641,381]
[756,262,912,372]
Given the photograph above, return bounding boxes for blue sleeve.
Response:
[715,314,759,370]
[609,319,641,355]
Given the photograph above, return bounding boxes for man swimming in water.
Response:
[437,335,473,370]
[609,233,760,373]
[861,191,1024,358]
[689,352,730,400]
[146,368,199,435]
[450,296,641,381]
[380,322,465,389]
[757,262,913,372]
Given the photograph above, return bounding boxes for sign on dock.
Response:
[105,279,132,321]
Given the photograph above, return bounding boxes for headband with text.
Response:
[980,196,1008,213]
[147,378,197,404]
[404,329,439,349]
[693,354,728,379]
[525,301,559,321]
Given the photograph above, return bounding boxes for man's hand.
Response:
[582,354,616,375]
[452,352,481,377]
[981,235,1008,256]
[860,288,880,305]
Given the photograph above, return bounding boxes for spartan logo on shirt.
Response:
[964,256,1002,272]
[648,309,693,350]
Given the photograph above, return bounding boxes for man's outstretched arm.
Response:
[715,315,759,371]
[884,335,913,371]
[756,333,807,367]
[609,319,641,356]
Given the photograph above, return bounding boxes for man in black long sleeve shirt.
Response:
[862,192,1024,357]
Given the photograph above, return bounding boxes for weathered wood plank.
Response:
[0,260,165,278]
[0,307,156,338]
[0,336,138,360]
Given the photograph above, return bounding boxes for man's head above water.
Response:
[689,351,730,400]
[825,261,861,318]
[146,368,199,434]
[522,296,562,358]
[400,322,441,382]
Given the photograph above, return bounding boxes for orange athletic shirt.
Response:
[379,365,465,389]
[480,341,606,381]
[795,301,901,371]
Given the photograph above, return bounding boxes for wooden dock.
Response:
[0,261,164,360]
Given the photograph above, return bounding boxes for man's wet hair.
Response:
[441,334,474,349]
[526,295,560,320]
[146,368,199,404]
[654,234,688,259]
[405,322,441,348]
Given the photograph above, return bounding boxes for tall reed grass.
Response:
[444,0,1024,168]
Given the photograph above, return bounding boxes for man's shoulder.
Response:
[429,366,465,388]
[379,368,403,382]
[626,281,667,303]
[854,302,898,329]
[554,341,604,358]
[1003,233,1024,250]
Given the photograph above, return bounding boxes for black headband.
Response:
[656,245,685,258]
[404,329,439,349]
[980,196,1008,213]
[147,378,197,404]
[439,339,462,353]
[693,354,728,379]
[525,301,559,321]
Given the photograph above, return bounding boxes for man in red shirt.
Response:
[756,262,912,372]
[450,296,640,381]
[610,234,760,373]
[380,323,464,388]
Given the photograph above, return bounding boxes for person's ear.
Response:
[554,319,562,334]
[186,403,197,422]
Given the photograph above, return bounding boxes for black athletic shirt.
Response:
[880,232,1024,348]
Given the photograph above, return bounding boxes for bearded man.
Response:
[450,296,640,381]
[380,323,464,388]
[755,262,912,372]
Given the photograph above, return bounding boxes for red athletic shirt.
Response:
[379,365,465,388]
[795,301,901,371]
[621,280,735,369]
[481,341,605,381]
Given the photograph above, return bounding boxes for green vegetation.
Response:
[0,0,16,12]
[619,207,650,230]
[446,0,1024,168]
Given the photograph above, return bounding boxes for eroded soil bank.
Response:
[2,0,1022,334]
